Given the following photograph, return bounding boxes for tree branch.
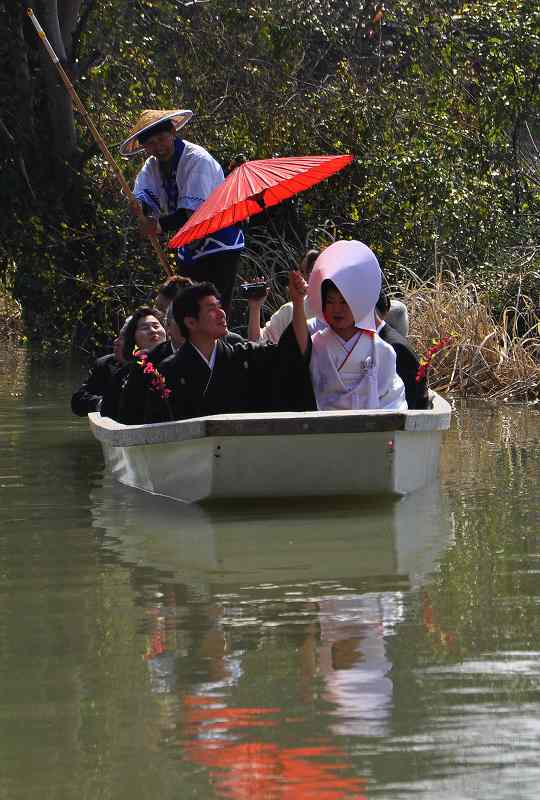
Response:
[0,116,37,202]
[70,0,97,63]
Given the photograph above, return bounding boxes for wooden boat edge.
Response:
[88,392,451,449]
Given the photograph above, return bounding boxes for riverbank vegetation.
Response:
[1,1,539,387]
[403,259,540,403]
[0,282,23,342]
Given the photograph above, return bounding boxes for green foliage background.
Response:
[1,0,539,352]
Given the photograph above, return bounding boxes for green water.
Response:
[1,350,540,799]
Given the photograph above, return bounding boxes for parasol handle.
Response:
[26,8,172,276]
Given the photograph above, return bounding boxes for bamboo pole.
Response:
[27,7,173,276]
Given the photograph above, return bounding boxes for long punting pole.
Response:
[27,8,173,276]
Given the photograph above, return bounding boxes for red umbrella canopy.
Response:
[168,154,354,248]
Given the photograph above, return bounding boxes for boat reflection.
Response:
[90,482,452,799]
[90,481,452,591]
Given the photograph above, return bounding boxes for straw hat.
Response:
[307,240,382,332]
[120,109,193,157]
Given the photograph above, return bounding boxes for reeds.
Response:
[395,269,540,402]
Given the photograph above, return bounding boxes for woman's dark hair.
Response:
[157,275,193,302]
[321,279,339,307]
[299,249,320,278]
[376,290,391,317]
[172,282,221,339]
[138,119,175,145]
[122,306,161,359]
[227,153,247,173]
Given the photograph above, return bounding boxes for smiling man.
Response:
[120,109,244,313]
[140,278,312,423]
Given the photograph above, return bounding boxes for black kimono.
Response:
[71,354,125,416]
[116,341,175,425]
[131,325,312,424]
[378,322,430,410]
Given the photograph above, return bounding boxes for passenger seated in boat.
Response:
[376,290,430,410]
[122,306,172,365]
[164,296,246,354]
[303,240,407,412]
[71,325,128,417]
[386,298,409,337]
[132,278,312,424]
[248,249,323,343]
[116,307,173,424]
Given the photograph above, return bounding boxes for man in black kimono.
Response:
[71,334,127,416]
[376,292,430,410]
[133,277,311,424]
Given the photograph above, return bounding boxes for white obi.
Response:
[310,328,407,411]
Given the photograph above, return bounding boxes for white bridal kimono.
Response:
[310,327,407,411]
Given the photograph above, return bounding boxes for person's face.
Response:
[142,130,176,161]
[134,315,166,351]
[323,287,355,332]
[113,334,126,363]
[186,295,228,340]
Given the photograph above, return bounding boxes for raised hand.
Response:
[288,270,308,303]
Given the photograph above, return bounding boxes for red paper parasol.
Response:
[168,154,354,248]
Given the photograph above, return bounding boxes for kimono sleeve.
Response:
[244,325,314,412]
[260,302,294,344]
[394,343,429,410]
[276,325,316,411]
[101,365,129,421]
[377,344,408,411]
[133,159,162,215]
[177,144,224,211]
[71,359,108,416]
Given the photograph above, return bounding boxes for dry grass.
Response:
[399,270,540,403]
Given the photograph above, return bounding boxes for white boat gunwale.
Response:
[89,393,450,449]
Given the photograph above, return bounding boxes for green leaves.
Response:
[2,0,539,349]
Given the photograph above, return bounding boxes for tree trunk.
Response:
[3,1,36,168]
[38,0,82,181]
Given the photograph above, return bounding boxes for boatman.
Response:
[120,109,244,314]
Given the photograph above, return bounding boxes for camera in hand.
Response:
[239,282,269,299]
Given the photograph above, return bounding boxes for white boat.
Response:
[89,392,451,503]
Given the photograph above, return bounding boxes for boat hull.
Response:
[89,394,451,503]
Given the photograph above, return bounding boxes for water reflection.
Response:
[90,482,451,589]
[4,355,540,799]
[90,482,452,797]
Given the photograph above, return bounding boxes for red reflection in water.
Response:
[422,590,459,653]
[182,695,367,800]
